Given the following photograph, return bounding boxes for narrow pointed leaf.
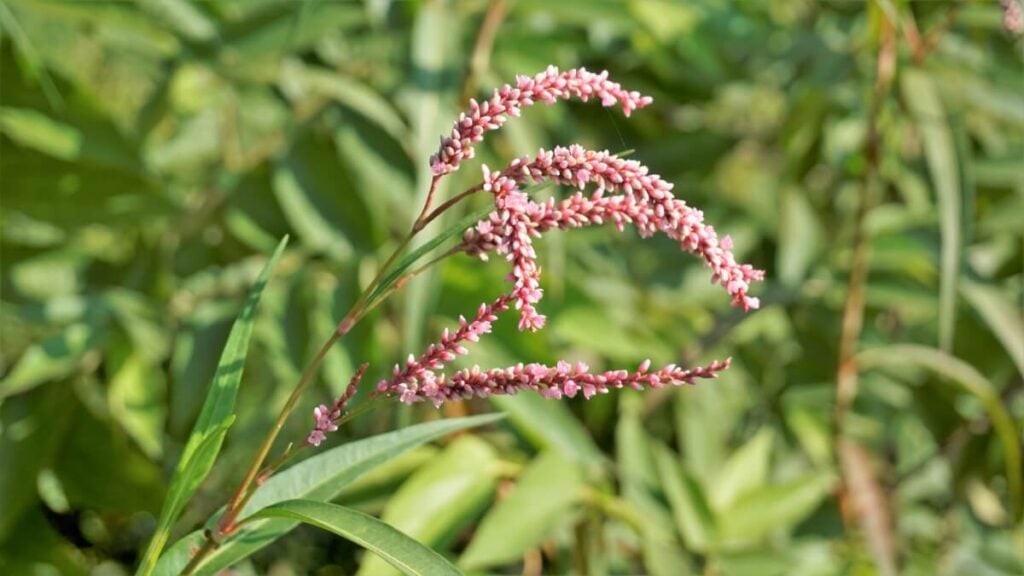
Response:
[902,70,962,351]
[718,472,834,546]
[492,393,606,473]
[653,444,715,552]
[708,429,773,511]
[254,500,461,576]
[460,451,583,570]
[961,280,1024,377]
[135,236,287,576]
[357,436,499,576]
[153,414,503,576]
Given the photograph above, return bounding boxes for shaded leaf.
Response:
[0,320,108,400]
[858,344,1022,522]
[108,353,166,459]
[653,444,715,552]
[960,280,1024,377]
[366,206,493,308]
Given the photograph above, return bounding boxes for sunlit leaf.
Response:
[154,414,503,576]
[717,472,834,546]
[135,236,287,576]
[254,500,460,576]
[492,393,606,474]
[357,436,499,576]
[460,451,583,570]
[709,429,773,511]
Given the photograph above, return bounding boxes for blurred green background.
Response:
[1,0,1022,574]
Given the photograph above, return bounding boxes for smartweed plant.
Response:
[138,66,763,576]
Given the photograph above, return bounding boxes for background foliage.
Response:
[1,0,1022,574]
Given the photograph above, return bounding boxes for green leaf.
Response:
[401,0,459,354]
[717,472,834,547]
[960,280,1024,377]
[708,429,773,511]
[273,155,354,262]
[336,446,439,506]
[220,2,363,58]
[137,0,218,43]
[776,187,821,286]
[674,377,743,485]
[357,436,499,576]
[552,306,673,363]
[460,451,583,570]
[616,394,662,494]
[0,509,91,576]
[0,107,80,161]
[858,344,1022,522]
[153,414,504,576]
[108,353,166,459]
[366,206,493,308]
[653,444,715,552]
[615,394,678,539]
[642,537,695,576]
[135,236,287,576]
[902,70,962,352]
[0,387,72,541]
[0,107,140,172]
[53,395,167,514]
[281,60,408,146]
[254,500,460,576]
[491,393,606,474]
[0,320,109,400]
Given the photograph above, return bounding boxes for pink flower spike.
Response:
[306,364,368,447]
[375,296,512,399]
[430,67,652,177]
[391,358,731,406]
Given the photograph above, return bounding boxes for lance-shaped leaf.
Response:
[135,236,288,576]
[254,500,461,576]
[154,414,504,576]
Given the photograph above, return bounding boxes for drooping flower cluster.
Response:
[461,145,763,332]
[307,363,367,447]
[430,66,652,176]
[313,68,760,440]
